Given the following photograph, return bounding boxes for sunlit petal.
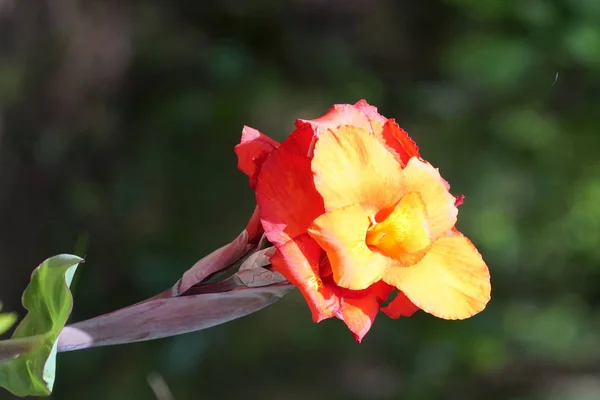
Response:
[402,158,458,238]
[383,231,491,320]
[312,125,404,213]
[309,204,398,290]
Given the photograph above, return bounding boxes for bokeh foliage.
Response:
[1,0,599,399]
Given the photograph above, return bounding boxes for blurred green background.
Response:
[1,0,600,399]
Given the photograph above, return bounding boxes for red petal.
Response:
[381,291,419,319]
[234,126,279,189]
[270,234,339,322]
[337,281,394,342]
[256,135,325,247]
[455,194,465,207]
[244,206,263,245]
[339,296,380,343]
[272,233,396,340]
[281,122,317,158]
[380,119,420,166]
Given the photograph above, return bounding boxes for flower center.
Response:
[365,192,432,266]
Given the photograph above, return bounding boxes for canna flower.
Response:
[235,100,491,342]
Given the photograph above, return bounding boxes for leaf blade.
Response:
[0,254,83,397]
[58,283,293,352]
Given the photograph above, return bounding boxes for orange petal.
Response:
[309,204,397,290]
[235,126,280,189]
[270,234,339,322]
[381,291,419,319]
[383,231,491,320]
[337,281,394,342]
[402,158,458,238]
[366,192,432,266]
[256,146,325,247]
[380,119,420,166]
[312,125,404,213]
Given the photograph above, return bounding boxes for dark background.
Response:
[1,0,600,399]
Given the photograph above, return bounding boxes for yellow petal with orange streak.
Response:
[308,204,397,290]
[366,192,432,266]
[312,125,404,214]
[383,231,491,320]
[402,158,458,238]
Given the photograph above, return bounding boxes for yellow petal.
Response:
[366,192,432,266]
[312,126,404,214]
[402,158,458,238]
[383,231,491,319]
[308,204,397,290]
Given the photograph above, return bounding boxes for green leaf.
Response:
[0,254,83,397]
[0,303,17,336]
